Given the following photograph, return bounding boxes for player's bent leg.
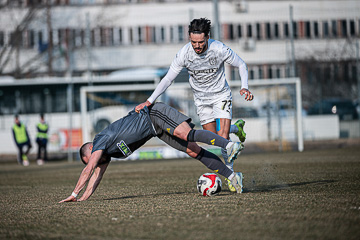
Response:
[175,121,236,151]
[186,142,233,179]
[173,121,192,141]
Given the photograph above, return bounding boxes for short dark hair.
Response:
[79,142,92,165]
[188,18,211,36]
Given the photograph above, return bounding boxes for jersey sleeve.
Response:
[92,134,110,153]
[147,68,179,104]
[169,46,186,74]
[221,43,249,90]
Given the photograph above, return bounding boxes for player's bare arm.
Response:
[240,88,254,101]
[58,149,103,203]
[77,161,109,201]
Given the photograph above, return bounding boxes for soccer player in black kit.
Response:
[59,102,244,203]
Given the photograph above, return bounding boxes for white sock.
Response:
[225,142,234,150]
[228,172,235,181]
[222,148,234,171]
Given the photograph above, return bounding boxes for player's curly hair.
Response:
[188,18,211,36]
[79,142,92,165]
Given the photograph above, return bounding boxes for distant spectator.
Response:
[36,113,49,165]
[12,115,32,166]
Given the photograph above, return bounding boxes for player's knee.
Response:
[186,142,201,158]
[187,129,196,142]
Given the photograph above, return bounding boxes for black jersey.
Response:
[91,106,156,159]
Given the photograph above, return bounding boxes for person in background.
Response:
[12,115,32,166]
[36,113,49,165]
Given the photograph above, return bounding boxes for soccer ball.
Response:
[197,173,222,196]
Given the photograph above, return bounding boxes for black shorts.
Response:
[148,102,193,153]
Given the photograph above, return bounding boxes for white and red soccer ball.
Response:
[197,173,222,196]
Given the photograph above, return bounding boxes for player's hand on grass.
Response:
[135,100,152,113]
[58,195,77,203]
[240,88,254,101]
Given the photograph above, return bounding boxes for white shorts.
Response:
[194,91,233,125]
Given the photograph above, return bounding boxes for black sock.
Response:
[195,148,233,178]
[187,129,229,149]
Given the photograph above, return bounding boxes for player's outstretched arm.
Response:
[77,162,109,201]
[59,150,103,203]
[135,68,179,113]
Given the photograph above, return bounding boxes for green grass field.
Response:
[1,147,360,239]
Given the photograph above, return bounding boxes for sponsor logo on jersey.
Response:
[116,140,132,157]
[211,139,215,145]
[192,68,218,75]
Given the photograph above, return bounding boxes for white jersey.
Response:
[147,39,248,107]
[170,39,247,99]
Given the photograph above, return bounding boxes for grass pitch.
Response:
[0,147,360,239]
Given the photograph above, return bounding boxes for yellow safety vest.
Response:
[13,123,28,144]
[37,122,49,139]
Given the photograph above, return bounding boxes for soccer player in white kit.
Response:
[136,18,254,192]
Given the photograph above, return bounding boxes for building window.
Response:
[119,28,123,44]
[229,24,234,40]
[274,23,279,39]
[292,21,298,39]
[249,69,254,80]
[331,20,337,37]
[247,24,252,38]
[256,23,261,40]
[314,22,319,38]
[305,21,311,38]
[323,21,329,37]
[170,26,174,42]
[129,28,133,44]
[284,22,289,38]
[237,25,242,38]
[276,68,281,78]
[268,67,273,79]
[258,67,263,79]
[350,20,355,36]
[151,26,156,43]
[178,25,184,42]
[161,27,165,42]
[100,28,106,46]
[341,19,347,37]
[138,27,142,44]
[109,28,114,46]
[29,30,35,48]
[0,31,4,47]
[266,22,271,39]
[91,29,95,46]
[38,31,43,45]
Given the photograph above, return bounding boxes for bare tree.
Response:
[297,38,358,109]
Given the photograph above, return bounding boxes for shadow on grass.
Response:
[103,191,193,201]
[244,180,337,193]
[103,180,337,200]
